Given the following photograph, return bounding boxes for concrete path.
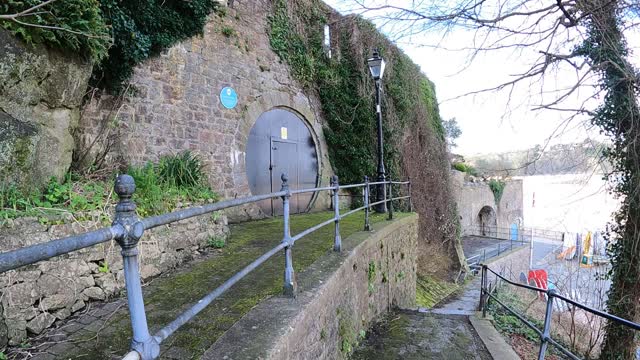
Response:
[352,275,519,360]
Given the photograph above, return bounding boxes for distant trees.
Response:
[442,118,461,149]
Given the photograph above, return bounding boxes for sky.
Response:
[322,1,640,157]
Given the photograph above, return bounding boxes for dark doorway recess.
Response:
[245,108,319,215]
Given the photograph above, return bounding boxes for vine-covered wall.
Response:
[267,0,463,275]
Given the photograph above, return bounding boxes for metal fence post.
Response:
[408,177,413,212]
[363,176,371,231]
[538,289,556,360]
[479,265,485,312]
[331,175,341,252]
[281,174,296,297]
[113,175,160,360]
[387,180,394,220]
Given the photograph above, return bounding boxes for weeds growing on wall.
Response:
[488,179,506,205]
[452,162,478,177]
[267,0,463,275]
[0,151,217,223]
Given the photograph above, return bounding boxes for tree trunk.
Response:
[584,0,640,358]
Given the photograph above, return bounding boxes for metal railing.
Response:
[479,264,640,360]
[466,239,525,269]
[464,225,564,242]
[0,173,411,360]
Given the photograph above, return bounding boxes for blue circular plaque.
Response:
[220,86,238,109]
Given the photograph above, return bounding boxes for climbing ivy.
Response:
[487,179,505,205]
[0,0,221,92]
[573,2,640,357]
[267,0,445,185]
[0,0,110,62]
[94,0,221,91]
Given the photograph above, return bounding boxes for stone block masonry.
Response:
[204,214,418,360]
[0,213,229,346]
[78,0,334,215]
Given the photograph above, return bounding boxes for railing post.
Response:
[387,180,394,220]
[113,175,160,360]
[281,174,296,297]
[363,176,371,231]
[331,175,341,252]
[479,265,485,312]
[538,289,556,360]
[407,177,413,212]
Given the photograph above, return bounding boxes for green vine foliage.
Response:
[0,0,110,62]
[94,0,220,92]
[574,2,640,357]
[268,0,462,273]
[267,0,444,185]
[1,0,220,92]
[487,179,506,205]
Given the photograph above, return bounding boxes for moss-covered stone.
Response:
[0,29,92,188]
[416,274,460,309]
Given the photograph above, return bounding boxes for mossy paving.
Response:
[351,310,492,360]
[24,211,389,360]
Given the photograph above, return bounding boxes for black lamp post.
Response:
[367,49,387,213]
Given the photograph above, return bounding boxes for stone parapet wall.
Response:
[204,214,418,360]
[0,213,229,346]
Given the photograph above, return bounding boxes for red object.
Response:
[528,269,548,290]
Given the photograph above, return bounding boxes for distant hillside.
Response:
[465,140,608,176]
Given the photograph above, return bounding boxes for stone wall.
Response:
[204,214,418,360]
[485,245,530,283]
[451,170,524,232]
[0,213,229,346]
[0,29,92,188]
[78,0,334,216]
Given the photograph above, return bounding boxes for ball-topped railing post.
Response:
[113,174,159,360]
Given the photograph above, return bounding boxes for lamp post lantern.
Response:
[367,49,387,213]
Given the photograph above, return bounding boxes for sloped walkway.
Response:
[352,276,493,360]
[7,212,389,360]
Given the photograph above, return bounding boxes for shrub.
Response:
[452,162,479,177]
[0,152,217,222]
[158,151,206,188]
[488,179,506,204]
[0,0,110,62]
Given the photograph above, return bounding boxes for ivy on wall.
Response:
[267,0,464,276]
[267,0,445,185]
[1,0,221,92]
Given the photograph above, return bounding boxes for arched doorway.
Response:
[477,206,497,237]
[245,108,319,215]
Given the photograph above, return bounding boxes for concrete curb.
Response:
[469,311,520,360]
